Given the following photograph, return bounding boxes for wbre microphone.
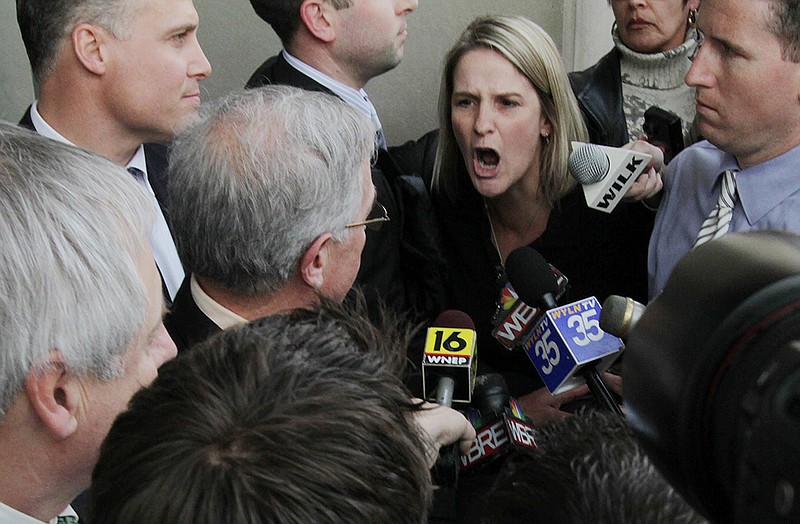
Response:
[490,248,569,350]
[599,295,646,340]
[569,141,651,214]
[460,374,538,473]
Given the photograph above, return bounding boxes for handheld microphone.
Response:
[490,248,569,350]
[423,310,477,488]
[505,248,624,413]
[422,310,478,404]
[460,374,538,473]
[599,295,646,339]
[569,141,651,214]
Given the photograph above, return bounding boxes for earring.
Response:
[541,133,550,145]
[688,9,697,26]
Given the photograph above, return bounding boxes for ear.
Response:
[540,117,553,140]
[71,22,109,76]
[299,232,334,289]
[24,353,79,440]
[298,0,338,43]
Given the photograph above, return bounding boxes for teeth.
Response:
[478,159,498,169]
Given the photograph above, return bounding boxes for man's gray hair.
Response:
[16,0,137,85]
[0,121,154,418]
[169,86,375,296]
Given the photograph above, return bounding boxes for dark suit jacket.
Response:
[247,54,447,324]
[164,277,221,353]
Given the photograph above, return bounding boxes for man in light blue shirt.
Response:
[648,0,800,299]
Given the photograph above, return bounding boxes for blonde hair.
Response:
[432,15,588,206]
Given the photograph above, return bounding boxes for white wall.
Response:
[1,0,615,144]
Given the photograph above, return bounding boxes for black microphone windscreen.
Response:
[473,373,510,414]
[505,247,559,307]
[433,309,475,330]
[569,143,610,184]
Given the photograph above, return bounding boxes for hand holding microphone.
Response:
[568,141,660,212]
[506,247,624,414]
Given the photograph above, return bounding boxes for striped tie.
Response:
[694,170,738,248]
[56,516,78,524]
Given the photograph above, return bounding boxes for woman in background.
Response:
[430,15,645,424]
[570,0,702,147]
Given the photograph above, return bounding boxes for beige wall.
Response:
[1,0,614,144]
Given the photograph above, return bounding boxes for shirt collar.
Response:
[30,101,148,176]
[736,143,800,225]
[189,273,248,331]
[281,50,376,123]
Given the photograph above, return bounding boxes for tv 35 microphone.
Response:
[491,252,568,350]
[506,248,624,413]
[568,141,651,213]
[599,295,646,340]
[460,374,538,473]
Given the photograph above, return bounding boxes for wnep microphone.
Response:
[491,250,568,350]
[568,141,651,213]
[599,295,646,340]
[422,310,477,488]
[422,310,477,404]
[460,374,538,473]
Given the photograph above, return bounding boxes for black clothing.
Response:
[164,278,221,353]
[433,184,649,398]
[569,48,629,147]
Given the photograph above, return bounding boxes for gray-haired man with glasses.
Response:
[165,86,386,352]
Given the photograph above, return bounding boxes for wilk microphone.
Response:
[460,374,538,473]
[422,310,477,404]
[600,295,646,339]
[569,141,651,213]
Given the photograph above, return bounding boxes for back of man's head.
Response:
[169,85,375,296]
[16,0,134,85]
[485,410,706,523]
[89,299,433,523]
[249,0,352,46]
[0,120,153,418]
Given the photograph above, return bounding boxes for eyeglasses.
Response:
[346,201,390,231]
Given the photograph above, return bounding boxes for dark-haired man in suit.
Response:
[16,0,212,304]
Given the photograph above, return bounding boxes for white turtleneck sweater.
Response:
[616,28,700,144]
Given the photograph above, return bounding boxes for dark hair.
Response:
[16,0,132,84]
[89,299,432,523]
[767,0,800,62]
[484,410,706,524]
[249,0,352,46]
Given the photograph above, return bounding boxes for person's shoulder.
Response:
[568,48,619,95]
[245,54,282,89]
[667,140,723,175]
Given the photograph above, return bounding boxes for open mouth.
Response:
[476,147,500,170]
